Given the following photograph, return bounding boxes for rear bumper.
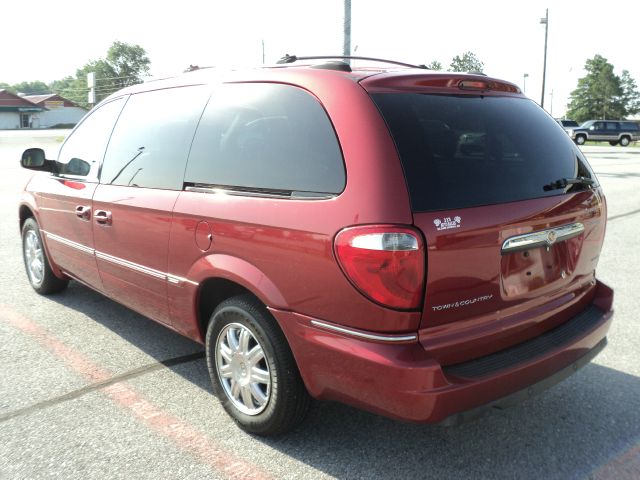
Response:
[272,280,613,423]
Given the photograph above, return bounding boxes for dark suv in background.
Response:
[569,120,640,146]
[19,56,613,435]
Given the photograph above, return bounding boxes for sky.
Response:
[2,0,639,117]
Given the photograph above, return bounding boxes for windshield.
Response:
[372,93,597,212]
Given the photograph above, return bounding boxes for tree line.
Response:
[2,46,638,124]
[0,41,150,109]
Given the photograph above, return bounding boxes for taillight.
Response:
[334,225,425,310]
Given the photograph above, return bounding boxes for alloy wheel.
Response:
[215,322,271,415]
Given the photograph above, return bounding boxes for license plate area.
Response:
[501,238,580,298]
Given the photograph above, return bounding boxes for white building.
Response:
[0,89,44,129]
[23,94,87,128]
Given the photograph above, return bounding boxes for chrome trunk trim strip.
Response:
[501,222,585,255]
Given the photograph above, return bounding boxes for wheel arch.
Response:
[19,200,38,232]
[188,254,288,343]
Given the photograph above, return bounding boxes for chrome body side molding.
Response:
[42,230,198,286]
[310,320,417,343]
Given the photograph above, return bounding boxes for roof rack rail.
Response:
[276,54,427,69]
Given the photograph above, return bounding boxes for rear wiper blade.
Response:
[543,176,595,191]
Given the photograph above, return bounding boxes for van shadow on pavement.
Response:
[45,281,640,480]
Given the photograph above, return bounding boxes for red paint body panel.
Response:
[28,174,102,288]
[167,191,421,337]
[275,281,612,423]
[413,189,607,364]
[20,65,614,426]
[92,185,177,325]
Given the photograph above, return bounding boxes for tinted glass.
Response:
[186,83,345,194]
[57,97,125,180]
[101,86,208,190]
[372,94,597,212]
[621,122,640,131]
[605,122,618,130]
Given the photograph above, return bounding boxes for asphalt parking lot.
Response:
[1,131,639,479]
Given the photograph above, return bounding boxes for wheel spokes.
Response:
[216,321,271,416]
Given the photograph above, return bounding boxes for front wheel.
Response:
[619,136,631,147]
[205,294,310,436]
[21,217,69,294]
[575,135,586,145]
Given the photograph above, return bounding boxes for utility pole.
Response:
[343,0,351,62]
[262,40,265,64]
[523,73,529,94]
[540,8,549,108]
[87,72,96,108]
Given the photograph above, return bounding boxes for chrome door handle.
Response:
[75,205,91,220]
[94,210,112,225]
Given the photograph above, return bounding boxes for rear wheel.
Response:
[575,135,586,145]
[205,294,310,436]
[21,218,68,294]
[619,136,631,147]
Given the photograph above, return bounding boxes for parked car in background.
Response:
[18,55,614,435]
[569,120,640,146]
[556,119,579,135]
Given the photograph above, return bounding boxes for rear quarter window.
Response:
[185,82,345,195]
[372,93,597,211]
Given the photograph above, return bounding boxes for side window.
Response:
[605,122,618,131]
[100,86,209,190]
[185,83,345,195]
[56,97,126,180]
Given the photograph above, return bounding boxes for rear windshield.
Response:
[372,94,596,212]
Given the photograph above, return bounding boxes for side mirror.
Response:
[589,126,595,131]
[20,148,55,172]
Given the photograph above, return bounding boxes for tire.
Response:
[205,294,310,436]
[619,136,631,147]
[21,217,69,294]
[575,135,586,145]
[609,141,619,146]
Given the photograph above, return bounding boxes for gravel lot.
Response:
[1,131,638,479]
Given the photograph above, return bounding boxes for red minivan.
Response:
[19,56,613,435]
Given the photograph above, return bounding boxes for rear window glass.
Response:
[621,122,639,131]
[372,94,596,211]
[185,83,345,195]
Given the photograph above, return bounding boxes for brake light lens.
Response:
[459,80,492,91]
[334,226,425,310]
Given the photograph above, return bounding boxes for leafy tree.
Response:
[426,60,442,71]
[566,55,625,123]
[0,82,14,92]
[620,69,640,117]
[47,41,150,108]
[11,80,50,95]
[105,41,150,89]
[449,51,484,73]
